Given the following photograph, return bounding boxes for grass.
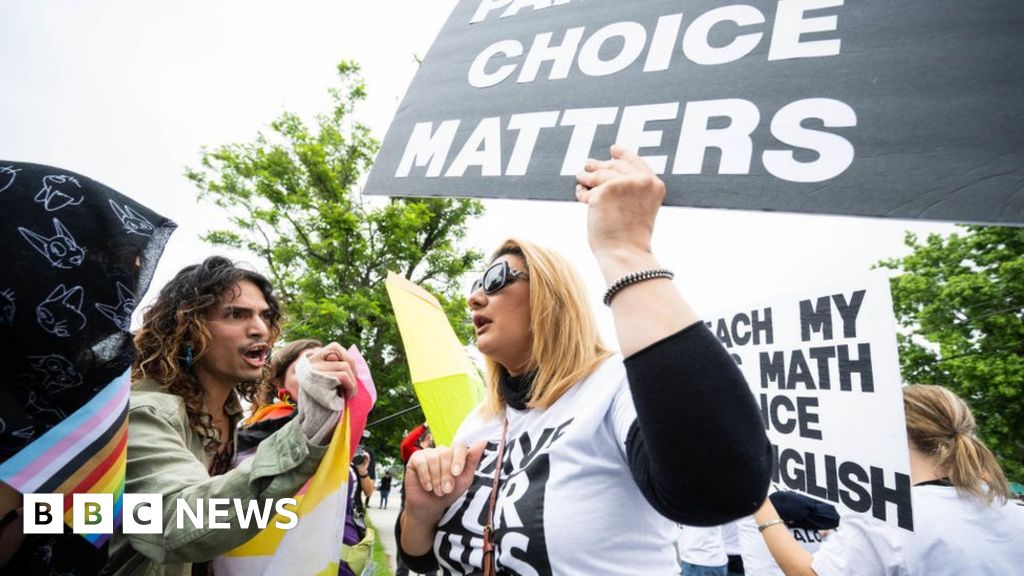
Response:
[364,513,394,576]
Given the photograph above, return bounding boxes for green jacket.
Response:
[106,379,326,576]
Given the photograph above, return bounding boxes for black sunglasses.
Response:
[471,261,529,295]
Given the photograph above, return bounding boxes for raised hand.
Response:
[305,342,358,400]
[575,145,666,259]
[295,343,358,444]
[575,146,696,356]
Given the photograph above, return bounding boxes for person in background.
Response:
[358,444,378,510]
[106,259,356,576]
[259,339,322,404]
[396,424,437,576]
[754,384,1024,575]
[238,338,376,576]
[341,450,376,576]
[397,147,771,575]
[678,525,728,576]
[235,338,322,459]
[379,471,393,509]
[400,423,433,465]
[720,521,745,575]
[739,491,839,575]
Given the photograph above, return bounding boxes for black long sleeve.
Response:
[395,465,441,573]
[394,511,441,573]
[624,321,771,526]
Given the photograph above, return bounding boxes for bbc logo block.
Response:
[22,493,162,534]
[22,494,64,534]
[21,493,297,534]
[123,493,164,534]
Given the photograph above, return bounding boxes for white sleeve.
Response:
[736,516,783,576]
[810,514,906,576]
[608,373,637,457]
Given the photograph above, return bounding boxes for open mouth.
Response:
[243,344,270,366]
[473,315,492,332]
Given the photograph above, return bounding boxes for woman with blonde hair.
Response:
[754,384,1024,575]
[397,147,772,575]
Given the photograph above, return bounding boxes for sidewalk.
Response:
[367,501,400,573]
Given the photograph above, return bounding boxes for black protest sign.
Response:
[365,0,1024,225]
[708,273,914,530]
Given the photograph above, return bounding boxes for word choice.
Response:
[469,1,844,85]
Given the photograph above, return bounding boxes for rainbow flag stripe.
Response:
[215,346,377,576]
[0,369,130,547]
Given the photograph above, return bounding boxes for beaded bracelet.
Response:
[602,268,674,306]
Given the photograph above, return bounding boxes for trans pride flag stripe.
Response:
[0,369,130,546]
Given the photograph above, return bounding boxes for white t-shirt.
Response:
[811,485,1024,575]
[434,357,680,576]
[721,520,742,556]
[738,515,825,576]
[678,525,727,567]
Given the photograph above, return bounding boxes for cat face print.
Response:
[36,284,86,337]
[19,218,86,269]
[25,389,66,421]
[109,199,155,236]
[0,165,19,194]
[95,282,136,330]
[28,354,83,393]
[35,174,84,211]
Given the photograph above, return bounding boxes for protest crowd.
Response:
[1,142,1021,575]
[2,2,1024,576]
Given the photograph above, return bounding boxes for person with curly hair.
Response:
[106,257,358,576]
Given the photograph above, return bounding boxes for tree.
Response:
[186,60,484,460]
[879,225,1024,480]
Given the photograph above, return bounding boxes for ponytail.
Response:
[903,384,1010,505]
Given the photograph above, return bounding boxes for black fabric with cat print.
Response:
[0,161,176,460]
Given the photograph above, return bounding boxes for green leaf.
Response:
[884,225,1024,481]
[188,60,485,459]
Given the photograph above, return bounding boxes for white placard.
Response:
[708,271,913,530]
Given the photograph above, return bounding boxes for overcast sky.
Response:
[0,0,957,345]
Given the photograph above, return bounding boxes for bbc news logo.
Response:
[23,494,299,534]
